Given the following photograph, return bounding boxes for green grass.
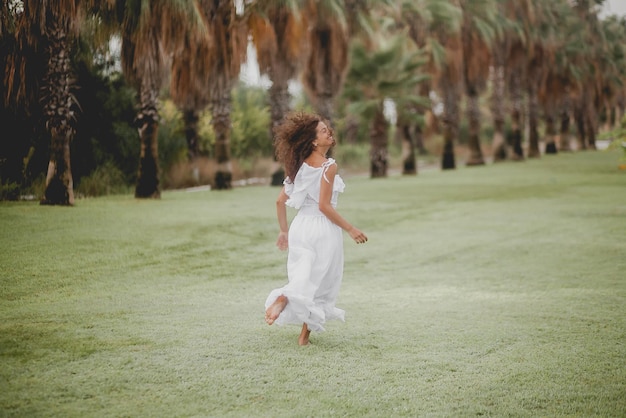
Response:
[1,150,625,417]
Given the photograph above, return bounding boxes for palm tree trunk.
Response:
[558,97,572,152]
[586,93,599,150]
[184,108,200,160]
[370,105,388,178]
[617,95,625,127]
[210,88,233,190]
[441,83,460,170]
[42,127,75,205]
[607,106,616,130]
[544,110,558,154]
[135,79,161,199]
[490,64,507,162]
[509,75,524,160]
[465,92,485,166]
[40,19,75,206]
[574,105,587,150]
[527,83,541,158]
[415,124,427,155]
[269,78,290,186]
[399,123,416,175]
[585,108,597,150]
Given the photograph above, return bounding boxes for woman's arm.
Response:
[276,187,289,250]
[319,163,368,244]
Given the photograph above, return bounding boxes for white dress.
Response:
[265,158,346,332]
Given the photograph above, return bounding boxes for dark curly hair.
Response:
[274,111,324,182]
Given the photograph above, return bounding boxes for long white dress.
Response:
[265,158,346,332]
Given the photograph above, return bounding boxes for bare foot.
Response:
[298,323,311,346]
[265,295,288,325]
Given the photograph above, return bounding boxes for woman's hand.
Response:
[276,231,289,251]
[348,227,368,244]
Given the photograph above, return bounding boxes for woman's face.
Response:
[315,121,335,148]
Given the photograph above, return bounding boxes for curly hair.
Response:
[274,111,324,182]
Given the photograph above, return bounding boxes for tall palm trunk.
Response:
[508,72,525,160]
[527,82,541,158]
[251,6,305,186]
[135,78,161,198]
[465,91,485,166]
[574,104,587,150]
[268,77,291,185]
[616,95,625,127]
[490,62,507,162]
[40,19,75,206]
[585,107,598,150]
[544,110,558,154]
[586,91,599,150]
[441,82,460,170]
[558,95,572,152]
[302,13,350,128]
[399,122,417,175]
[370,104,388,178]
[268,80,292,134]
[205,0,244,190]
[183,109,201,160]
[210,82,233,189]
[414,82,430,158]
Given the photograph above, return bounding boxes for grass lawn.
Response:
[1,149,625,417]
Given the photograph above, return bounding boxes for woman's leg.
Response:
[298,323,311,346]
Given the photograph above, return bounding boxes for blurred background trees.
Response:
[1,0,625,202]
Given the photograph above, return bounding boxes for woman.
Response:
[264,111,368,346]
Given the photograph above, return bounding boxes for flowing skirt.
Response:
[265,213,345,332]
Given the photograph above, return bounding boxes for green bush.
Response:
[0,180,20,200]
[158,100,188,175]
[75,161,130,197]
[231,85,272,159]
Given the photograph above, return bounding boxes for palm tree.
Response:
[93,0,208,198]
[571,0,621,151]
[490,0,532,161]
[489,41,508,161]
[524,0,553,159]
[1,1,47,192]
[4,0,95,205]
[344,29,429,178]
[301,0,350,124]
[204,0,247,190]
[526,41,545,158]
[248,1,308,185]
[396,0,464,170]
[394,0,462,173]
[600,15,626,130]
[169,12,213,179]
[538,1,583,155]
[459,0,500,166]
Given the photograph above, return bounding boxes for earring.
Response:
[313,143,318,147]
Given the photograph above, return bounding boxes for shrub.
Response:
[0,180,20,201]
[75,161,129,197]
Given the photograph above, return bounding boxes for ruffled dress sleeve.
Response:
[322,159,345,194]
[284,158,344,209]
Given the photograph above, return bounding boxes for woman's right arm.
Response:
[318,164,368,244]
[276,187,289,251]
